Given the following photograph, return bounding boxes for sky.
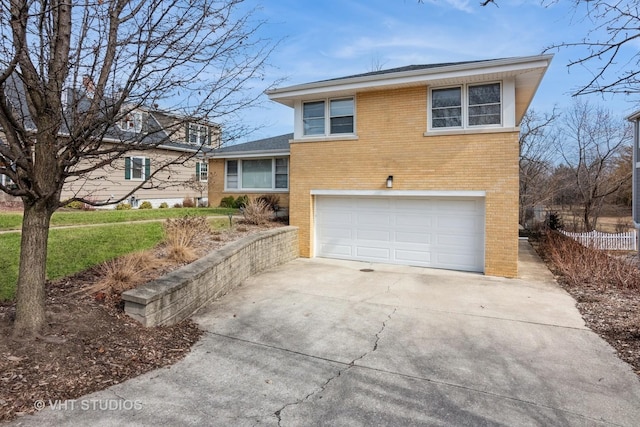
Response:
[234,0,639,142]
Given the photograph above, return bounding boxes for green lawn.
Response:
[0,217,232,301]
[0,207,237,231]
[0,222,165,301]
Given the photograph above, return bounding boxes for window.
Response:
[303,97,354,136]
[430,82,501,130]
[118,111,143,133]
[196,161,208,182]
[225,158,288,190]
[303,101,325,135]
[187,123,210,145]
[468,83,501,126]
[125,156,150,181]
[1,174,15,188]
[226,160,238,189]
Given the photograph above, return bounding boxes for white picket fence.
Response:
[559,229,638,251]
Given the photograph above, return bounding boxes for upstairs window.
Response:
[187,123,210,145]
[430,82,501,130]
[118,111,143,133]
[303,97,354,136]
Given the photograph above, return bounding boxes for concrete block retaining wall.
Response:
[122,226,299,327]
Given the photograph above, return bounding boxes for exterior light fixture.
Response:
[386,175,393,188]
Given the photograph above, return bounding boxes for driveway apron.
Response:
[12,242,640,426]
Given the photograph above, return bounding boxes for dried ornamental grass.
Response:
[242,198,273,225]
[163,215,212,262]
[82,251,161,296]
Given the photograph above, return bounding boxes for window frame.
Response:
[224,157,289,191]
[125,156,149,181]
[302,97,355,137]
[428,82,502,131]
[118,111,143,133]
[197,161,208,182]
[188,123,210,145]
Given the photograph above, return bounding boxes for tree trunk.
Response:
[13,201,55,337]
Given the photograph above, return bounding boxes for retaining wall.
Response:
[122,226,299,326]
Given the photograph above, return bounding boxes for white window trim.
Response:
[224,157,289,191]
[189,123,209,145]
[295,97,356,139]
[128,156,147,181]
[118,111,143,133]
[198,161,208,182]
[428,81,503,132]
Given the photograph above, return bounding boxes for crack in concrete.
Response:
[273,307,397,426]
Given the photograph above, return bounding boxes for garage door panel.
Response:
[395,214,432,228]
[316,196,484,272]
[358,213,392,225]
[323,227,353,239]
[356,198,392,209]
[395,249,431,264]
[357,229,391,242]
[356,246,390,260]
[319,243,352,257]
[321,211,353,224]
[395,231,431,244]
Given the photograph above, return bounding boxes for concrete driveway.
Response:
[13,242,640,426]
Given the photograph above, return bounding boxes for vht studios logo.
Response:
[34,399,143,411]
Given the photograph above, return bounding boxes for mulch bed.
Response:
[531,238,640,378]
[0,220,284,422]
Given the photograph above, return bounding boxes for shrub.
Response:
[173,203,183,208]
[541,231,640,291]
[139,201,153,209]
[163,215,211,263]
[546,211,564,230]
[219,196,235,208]
[182,197,196,208]
[116,203,132,210]
[66,201,84,210]
[242,198,272,225]
[234,195,249,209]
[159,202,169,209]
[256,194,280,212]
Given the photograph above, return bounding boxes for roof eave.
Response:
[267,54,554,107]
[210,149,290,159]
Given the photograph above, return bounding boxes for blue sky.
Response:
[237,0,639,141]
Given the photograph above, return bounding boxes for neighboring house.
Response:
[241,54,552,278]
[0,76,220,208]
[208,134,291,210]
[627,111,640,233]
[60,106,220,208]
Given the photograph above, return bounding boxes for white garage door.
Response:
[315,196,485,272]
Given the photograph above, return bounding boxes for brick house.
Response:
[209,55,553,277]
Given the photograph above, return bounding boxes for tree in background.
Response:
[0,0,274,337]
[519,109,558,227]
[556,100,632,231]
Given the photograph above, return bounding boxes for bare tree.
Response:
[519,109,558,227]
[0,0,275,337]
[557,100,632,231]
[545,1,640,96]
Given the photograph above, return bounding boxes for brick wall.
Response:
[289,86,519,277]
[122,226,299,326]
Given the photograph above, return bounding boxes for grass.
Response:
[0,207,237,231]
[0,222,165,301]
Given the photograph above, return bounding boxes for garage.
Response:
[315,195,485,272]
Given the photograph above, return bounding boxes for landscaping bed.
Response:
[532,232,640,378]
[0,219,284,422]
